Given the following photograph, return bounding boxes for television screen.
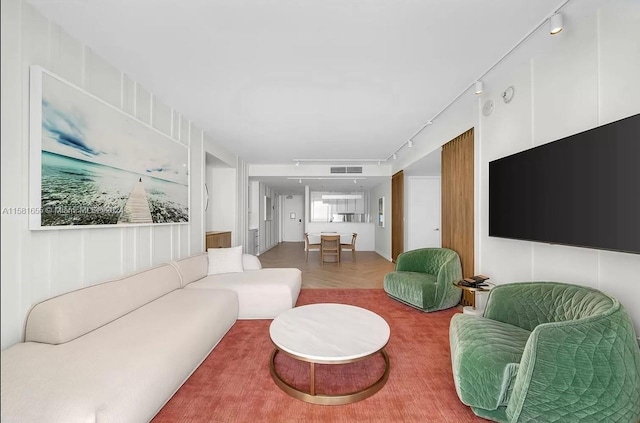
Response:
[489,113,640,254]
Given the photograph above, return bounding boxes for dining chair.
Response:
[340,233,357,253]
[304,233,321,261]
[320,235,341,263]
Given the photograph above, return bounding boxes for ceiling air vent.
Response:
[330,166,363,174]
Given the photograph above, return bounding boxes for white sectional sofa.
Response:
[1,253,301,423]
[175,252,301,319]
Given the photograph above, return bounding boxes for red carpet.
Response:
[153,289,486,422]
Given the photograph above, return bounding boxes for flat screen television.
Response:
[489,113,640,254]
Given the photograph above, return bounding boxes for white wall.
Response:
[390,0,640,334]
[248,180,260,230]
[0,0,236,349]
[206,166,237,233]
[258,182,279,254]
[281,195,304,242]
[478,0,640,335]
[370,180,392,260]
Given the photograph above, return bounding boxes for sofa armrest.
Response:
[242,254,262,270]
[505,305,640,423]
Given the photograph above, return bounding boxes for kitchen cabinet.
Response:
[248,229,259,255]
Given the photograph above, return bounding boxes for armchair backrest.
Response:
[484,282,616,332]
[395,248,460,276]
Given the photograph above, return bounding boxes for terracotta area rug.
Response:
[153,289,486,422]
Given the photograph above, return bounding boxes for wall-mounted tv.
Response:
[489,113,640,254]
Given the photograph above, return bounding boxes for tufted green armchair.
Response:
[449,282,640,423]
[383,248,462,312]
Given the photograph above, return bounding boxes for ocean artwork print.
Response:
[29,66,189,229]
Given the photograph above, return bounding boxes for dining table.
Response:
[307,233,353,243]
[308,233,352,263]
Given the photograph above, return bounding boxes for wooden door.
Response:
[391,170,404,262]
[441,128,475,305]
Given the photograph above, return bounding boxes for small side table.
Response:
[453,281,494,317]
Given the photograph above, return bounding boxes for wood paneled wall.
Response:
[441,129,475,305]
[391,170,404,262]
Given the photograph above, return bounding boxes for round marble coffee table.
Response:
[269,303,390,405]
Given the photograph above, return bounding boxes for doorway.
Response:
[205,153,236,235]
[282,194,304,242]
[406,176,441,250]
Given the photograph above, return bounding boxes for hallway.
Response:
[258,242,395,289]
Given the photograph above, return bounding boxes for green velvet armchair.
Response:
[449,282,640,423]
[383,248,462,312]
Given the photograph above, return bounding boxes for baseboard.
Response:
[375,249,392,262]
[257,243,277,256]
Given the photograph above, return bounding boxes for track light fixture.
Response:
[549,13,563,35]
[295,161,300,167]
[387,4,568,162]
[392,153,397,160]
[475,81,484,95]
[298,178,302,184]
[408,140,413,148]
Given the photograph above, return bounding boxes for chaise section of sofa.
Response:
[1,263,239,423]
[172,252,302,319]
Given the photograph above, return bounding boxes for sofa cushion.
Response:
[1,288,239,423]
[172,253,263,287]
[450,313,531,411]
[207,246,244,275]
[185,268,301,319]
[383,271,437,310]
[25,263,182,344]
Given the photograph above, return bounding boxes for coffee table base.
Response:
[269,348,390,405]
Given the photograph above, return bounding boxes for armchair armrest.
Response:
[506,305,640,422]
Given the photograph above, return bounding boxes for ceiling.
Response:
[252,175,390,195]
[256,147,441,194]
[29,0,562,172]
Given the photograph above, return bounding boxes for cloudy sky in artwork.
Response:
[40,72,188,185]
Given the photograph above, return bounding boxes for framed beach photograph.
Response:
[29,66,189,230]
